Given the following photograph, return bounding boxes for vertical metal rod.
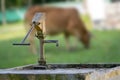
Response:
[40,38,44,61]
[39,38,46,65]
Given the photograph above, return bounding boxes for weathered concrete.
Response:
[0,68,92,80]
[86,66,120,80]
[0,64,120,80]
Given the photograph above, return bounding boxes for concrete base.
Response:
[0,64,120,80]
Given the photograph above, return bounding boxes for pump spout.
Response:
[44,40,59,47]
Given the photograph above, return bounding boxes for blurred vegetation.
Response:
[0,0,83,24]
[81,14,92,30]
[0,0,69,9]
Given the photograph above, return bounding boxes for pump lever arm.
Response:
[13,24,35,46]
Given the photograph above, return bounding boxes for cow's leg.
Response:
[29,33,37,54]
[64,32,71,51]
[24,22,37,54]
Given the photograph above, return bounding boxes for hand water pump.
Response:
[13,13,59,65]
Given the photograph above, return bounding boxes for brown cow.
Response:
[24,5,90,54]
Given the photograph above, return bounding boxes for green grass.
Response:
[0,22,120,68]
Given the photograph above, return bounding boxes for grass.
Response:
[0,21,120,68]
[0,22,37,68]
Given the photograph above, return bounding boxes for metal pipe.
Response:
[44,40,59,47]
[38,38,46,65]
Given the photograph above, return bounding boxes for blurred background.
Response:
[0,0,120,68]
